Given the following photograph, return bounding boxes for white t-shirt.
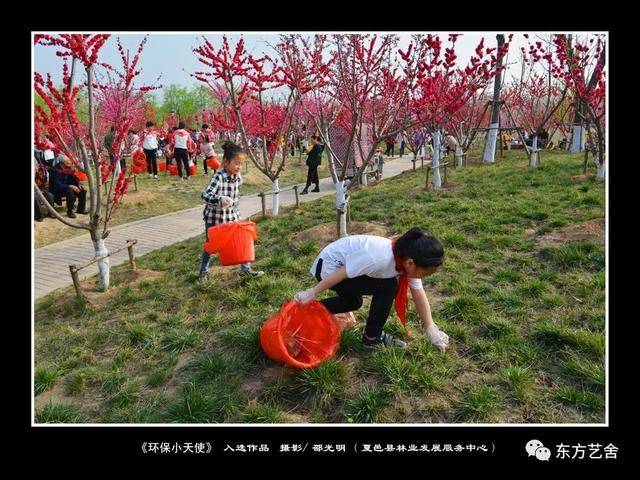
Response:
[310,235,423,290]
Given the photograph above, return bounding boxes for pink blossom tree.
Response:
[409,34,504,188]
[281,33,424,236]
[553,34,606,178]
[504,34,569,169]
[34,34,157,289]
[193,35,300,215]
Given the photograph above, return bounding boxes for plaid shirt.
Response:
[202,169,243,225]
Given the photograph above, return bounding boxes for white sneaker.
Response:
[424,324,450,352]
[147,174,152,179]
[153,175,158,179]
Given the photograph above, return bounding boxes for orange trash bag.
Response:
[169,164,178,176]
[203,220,258,265]
[260,300,341,369]
[207,156,220,170]
[158,161,167,172]
[74,171,88,181]
[190,165,197,176]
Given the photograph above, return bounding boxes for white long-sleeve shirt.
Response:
[172,129,191,149]
[141,130,158,150]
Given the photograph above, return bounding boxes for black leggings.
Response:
[144,148,157,175]
[315,259,398,338]
[305,164,319,189]
[174,148,190,177]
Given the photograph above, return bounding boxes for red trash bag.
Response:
[260,300,341,369]
[131,164,146,174]
[74,171,88,181]
[132,149,147,167]
[206,156,220,170]
[203,220,258,265]
[169,164,178,176]
[190,165,197,176]
[158,161,167,172]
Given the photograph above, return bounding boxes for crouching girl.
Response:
[294,227,449,350]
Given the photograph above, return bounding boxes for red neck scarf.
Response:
[391,240,410,335]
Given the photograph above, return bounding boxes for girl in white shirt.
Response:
[295,227,449,350]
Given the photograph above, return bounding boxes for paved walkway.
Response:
[34,155,418,299]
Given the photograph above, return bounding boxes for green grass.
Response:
[34,149,605,423]
[456,385,500,421]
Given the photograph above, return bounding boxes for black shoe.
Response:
[77,210,89,215]
[300,188,309,195]
[362,331,407,349]
[67,211,77,219]
[312,187,320,192]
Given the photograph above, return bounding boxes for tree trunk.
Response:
[483,34,506,163]
[455,145,464,168]
[594,153,605,180]
[92,238,110,290]
[271,178,280,216]
[570,123,585,153]
[529,136,539,169]
[431,131,442,189]
[336,180,348,237]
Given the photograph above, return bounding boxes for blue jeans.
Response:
[199,222,250,277]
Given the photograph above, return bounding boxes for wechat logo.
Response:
[525,440,551,461]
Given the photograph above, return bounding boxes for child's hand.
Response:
[294,288,316,304]
[424,324,450,352]
[219,196,232,208]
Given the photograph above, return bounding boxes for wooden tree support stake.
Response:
[126,239,137,271]
[259,192,266,217]
[293,185,300,209]
[69,265,84,300]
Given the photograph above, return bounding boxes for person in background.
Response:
[41,135,56,166]
[104,125,116,165]
[141,121,160,179]
[502,131,511,150]
[384,136,395,157]
[559,137,568,150]
[199,124,217,176]
[34,157,55,222]
[301,135,324,195]
[171,121,197,180]
[48,155,88,219]
[445,132,458,155]
[124,129,139,170]
[398,131,406,157]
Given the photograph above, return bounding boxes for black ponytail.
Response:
[393,227,444,268]
[221,141,245,162]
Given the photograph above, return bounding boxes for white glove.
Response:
[424,324,450,352]
[294,288,316,304]
[219,196,232,208]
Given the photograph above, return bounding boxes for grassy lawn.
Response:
[35,149,330,248]
[34,149,605,424]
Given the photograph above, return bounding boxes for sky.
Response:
[32,32,593,100]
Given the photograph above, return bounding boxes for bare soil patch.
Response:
[537,218,605,248]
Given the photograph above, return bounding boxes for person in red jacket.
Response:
[170,121,197,180]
